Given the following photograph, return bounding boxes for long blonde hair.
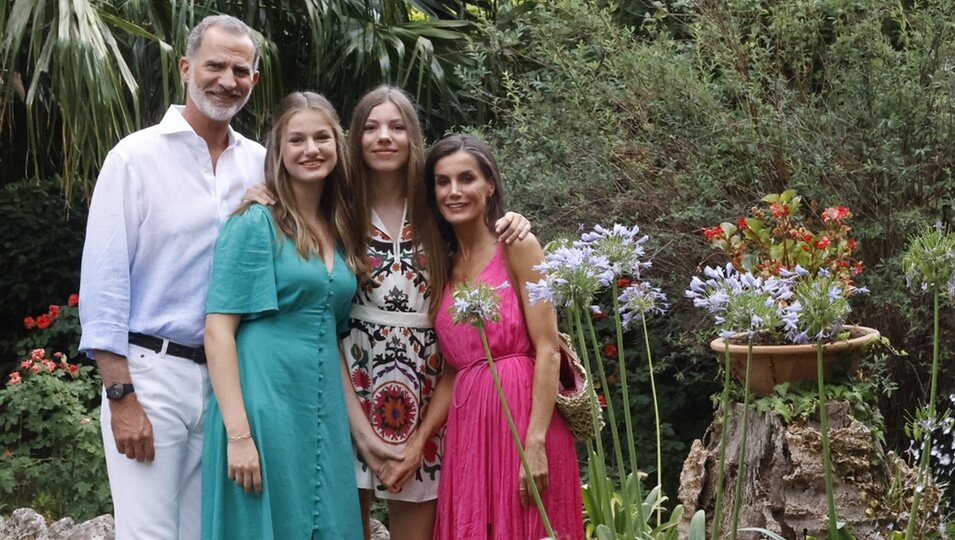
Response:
[347,86,445,297]
[241,91,369,278]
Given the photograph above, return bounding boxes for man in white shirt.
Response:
[79,15,264,539]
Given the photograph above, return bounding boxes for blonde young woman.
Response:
[202,92,367,539]
[339,86,530,540]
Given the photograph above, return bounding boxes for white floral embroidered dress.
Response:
[344,203,443,501]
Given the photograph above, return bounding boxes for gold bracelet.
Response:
[227,432,252,443]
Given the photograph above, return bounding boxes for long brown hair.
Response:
[346,85,445,296]
[240,91,369,278]
[422,134,508,316]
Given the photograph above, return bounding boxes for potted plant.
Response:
[698,191,879,395]
[686,190,880,539]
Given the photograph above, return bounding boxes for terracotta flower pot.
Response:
[709,325,881,397]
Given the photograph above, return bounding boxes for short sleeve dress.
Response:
[201,204,362,540]
[343,203,444,501]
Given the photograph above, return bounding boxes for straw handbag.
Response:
[555,332,604,441]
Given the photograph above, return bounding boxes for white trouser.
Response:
[101,343,210,540]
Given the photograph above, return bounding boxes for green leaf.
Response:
[594,524,615,540]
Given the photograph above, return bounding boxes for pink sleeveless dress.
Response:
[433,243,584,540]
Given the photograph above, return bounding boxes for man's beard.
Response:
[187,76,250,122]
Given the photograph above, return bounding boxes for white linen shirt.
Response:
[79,105,265,358]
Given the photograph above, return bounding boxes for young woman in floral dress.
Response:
[336,86,531,540]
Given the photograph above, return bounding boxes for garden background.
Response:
[2,0,954,530]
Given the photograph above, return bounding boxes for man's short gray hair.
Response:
[185,15,260,70]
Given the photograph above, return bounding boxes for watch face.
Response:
[106,383,130,399]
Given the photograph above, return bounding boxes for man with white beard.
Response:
[79,15,264,539]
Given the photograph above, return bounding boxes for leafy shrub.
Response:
[465,0,955,503]
[0,297,109,520]
[0,179,86,374]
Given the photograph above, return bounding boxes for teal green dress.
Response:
[201,204,361,540]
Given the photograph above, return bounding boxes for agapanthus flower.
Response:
[618,281,668,328]
[785,273,868,343]
[576,223,650,279]
[902,223,955,299]
[529,244,614,308]
[685,263,793,340]
[449,281,507,327]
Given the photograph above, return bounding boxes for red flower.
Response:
[2,449,11,458]
[23,317,35,329]
[769,203,789,219]
[737,217,748,229]
[30,364,41,374]
[30,349,45,361]
[8,372,21,385]
[815,236,831,250]
[590,309,608,321]
[48,305,60,319]
[42,360,56,373]
[36,314,52,329]
[68,294,79,307]
[597,394,607,408]
[423,439,439,463]
[703,226,723,240]
[20,360,32,370]
[351,369,371,390]
[821,206,850,222]
[68,364,79,376]
[802,233,813,243]
[616,278,632,288]
[601,343,618,358]
[852,261,864,275]
[847,238,857,251]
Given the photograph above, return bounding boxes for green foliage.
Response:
[472,0,955,489]
[0,298,107,520]
[0,179,86,374]
[0,0,484,196]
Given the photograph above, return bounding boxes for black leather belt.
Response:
[128,333,207,364]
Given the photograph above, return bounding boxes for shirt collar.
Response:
[158,105,240,148]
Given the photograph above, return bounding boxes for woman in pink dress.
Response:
[420,134,584,539]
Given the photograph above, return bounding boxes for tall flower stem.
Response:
[611,284,641,479]
[477,323,555,538]
[729,341,754,540]
[905,291,941,539]
[581,309,636,536]
[639,313,663,526]
[816,342,838,537]
[568,309,615,528]
[710,343,732,540]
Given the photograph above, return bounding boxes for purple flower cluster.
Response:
[686,263,867,343]
[527,224,668,325]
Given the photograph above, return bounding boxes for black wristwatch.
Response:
[105,382,135,400]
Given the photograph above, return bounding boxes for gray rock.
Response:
[370,518,390,540]
[61,515,114,540]
[678,401,937,538]
[48,517,75,539]
[1,508,49,540]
